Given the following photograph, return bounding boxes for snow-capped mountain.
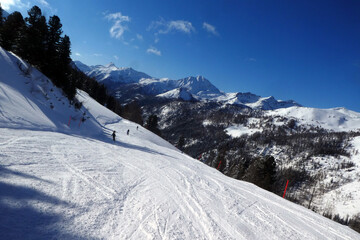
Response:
[73,61,151,84]
[156,87,196,101]
[74,61,300,110]
[176,75,222,98]
[216,92,301,110]
[1,47,360,239]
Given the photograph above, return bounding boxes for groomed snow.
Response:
[2,125,360,239]
[1,48,360,239]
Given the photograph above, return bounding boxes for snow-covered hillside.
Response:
[0,48,101,135]
[267,106,360,132]
[156,87,195,101]
[223,106,360,139]
[2,48,360,239]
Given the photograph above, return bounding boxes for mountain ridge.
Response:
[73,61,301,110]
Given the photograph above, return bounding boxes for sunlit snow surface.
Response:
[1,48,360,239]
[266,106,360,132]
[2,126,360,239]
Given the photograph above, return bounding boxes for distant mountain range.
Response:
[73,61,301,110]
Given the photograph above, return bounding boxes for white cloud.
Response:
[0,0,30,10]
[37,0,49,7]
[75,52,81,57]
[148,19,195,35]
[105,12,131,39]
[114,55,119,60]
[136,34,143,41]
[167,20,195,34]
[37,0,56,13]
[203,22,219,36]
[146,47,161,56]
[93,53,102,57]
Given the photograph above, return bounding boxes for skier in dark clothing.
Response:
[127,129,130,135]
[112,131,116,142]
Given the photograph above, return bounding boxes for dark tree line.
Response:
[145,114,161,136]
[0,5,141,122]
[0,5,74,99]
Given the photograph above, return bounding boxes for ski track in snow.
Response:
[1,127,359,239]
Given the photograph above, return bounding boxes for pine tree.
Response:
[178,135,185,150]
[0,11,25,52]
[122,101,143,125]
[146,114,161,136]
[44,15,63,80]
[0,3,3,31]
[243,155,276,191]
[58,35,75,99]
[22,6,48,68]
[349,215,360,233]
[0,4,3,46]
[106,96,122,116]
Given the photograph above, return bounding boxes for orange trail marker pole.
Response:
[217,160,222,170]
[283,180,289,198]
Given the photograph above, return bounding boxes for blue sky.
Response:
[2,0,360,111]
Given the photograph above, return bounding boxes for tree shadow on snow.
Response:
[117,141,177,159]
[0,165,53,184]
[0,165,95,240]
[79,130,178,160]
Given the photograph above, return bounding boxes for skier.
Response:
[127,129,130,135]
[112,131,116,142]
[136,126,139,130]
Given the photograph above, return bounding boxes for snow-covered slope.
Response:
[308,136,360,218]
[267,106,360,132]
[1,48,360,239]
[3,126,360,239]
[0,48,101,135]
[156,87,195,101]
